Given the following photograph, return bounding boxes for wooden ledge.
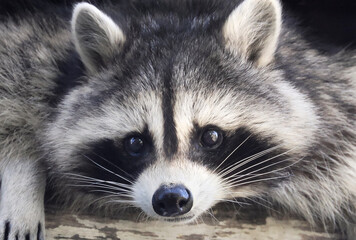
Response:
[45,204,342,240]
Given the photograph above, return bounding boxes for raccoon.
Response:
[0,0,355,239]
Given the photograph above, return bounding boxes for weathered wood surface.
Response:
[45,204,343,240]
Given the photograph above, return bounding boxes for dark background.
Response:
[0,0,355,49]
[283,0,356,49]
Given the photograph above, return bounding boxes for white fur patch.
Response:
[133,160,226,221]
[0,159,45,239]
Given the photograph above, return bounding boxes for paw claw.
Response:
[4,221,10,240]
[0,221,44,240]
[37,223,44,240]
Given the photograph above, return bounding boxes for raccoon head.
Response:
[46,0,319,222]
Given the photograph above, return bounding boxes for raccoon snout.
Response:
[152,184,193,217]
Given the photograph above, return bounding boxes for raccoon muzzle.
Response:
[152,184,193,217]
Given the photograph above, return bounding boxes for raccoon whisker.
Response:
[245,194,272,205]
[87,194,136,207]
[223,174,290,189]
[218,150,275,179]
[223,189,275,212]
[216,191,253,207]
[223,150,293,182]
[100,200,137,208]
[192,209,205,224]
[64,173,133,191]
[90,192,134,200]
[90,151,134,180]
[226,158,303,183]
[259,196,272,205]
[224,190,276,214]
[81,154,134,184]
[218,145,281,178]
[136,210,146,222]
[64,172,130,185]
[144,214,151,223]
[85,194,129,204]
[224,166,288,186]
[67,184,133,198]
[88,189,135,198]
[97,194,135,202]
[68,177,134,192]
[206,208,219,223]
[190,209,204,224]
[75,179,120,188]
[224,189,258,200]
[69,182,134,195]
[226,159,290,183]
[243,196,279,214]
[218,199,250,206]
[218,145,283,177]
[224,156,303,186]
[103,200,138,205]
[212,135,252,174]
[67,183,134,194]
[198,215,204,224]
[235,149,293,176]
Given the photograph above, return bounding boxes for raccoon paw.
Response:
[0,159,46,239]
[0,212,45,240]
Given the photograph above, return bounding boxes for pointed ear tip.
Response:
[73,2,96,14]
[259,0,282,8]
[72,3,87,24]
[72,2,102,34]
[266,0,282,22]
[72,2,99,23]
[271,0,282,16]
[226,0,282,23]
[247,0,282,14]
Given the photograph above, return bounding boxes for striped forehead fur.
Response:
[173,73,319,154]
[47,90,165,169]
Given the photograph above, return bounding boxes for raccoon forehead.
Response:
[174,79,320,153]
[47,91,164,152]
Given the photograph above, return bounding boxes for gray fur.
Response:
[0,0,355,239]
[0,14,70,239]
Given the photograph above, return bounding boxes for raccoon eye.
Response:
[124,136,146,157]
[200,128,223,149]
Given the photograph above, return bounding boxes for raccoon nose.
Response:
[152,184,193,217]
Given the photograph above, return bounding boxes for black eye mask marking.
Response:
[72,128,155,194]
[191,126,292,187]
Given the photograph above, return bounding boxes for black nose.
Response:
[152,184,193,217]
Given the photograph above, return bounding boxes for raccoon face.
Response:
[47,0,319,222]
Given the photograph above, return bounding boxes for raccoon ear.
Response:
[223,0,281,67]
[72,3,125,73]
